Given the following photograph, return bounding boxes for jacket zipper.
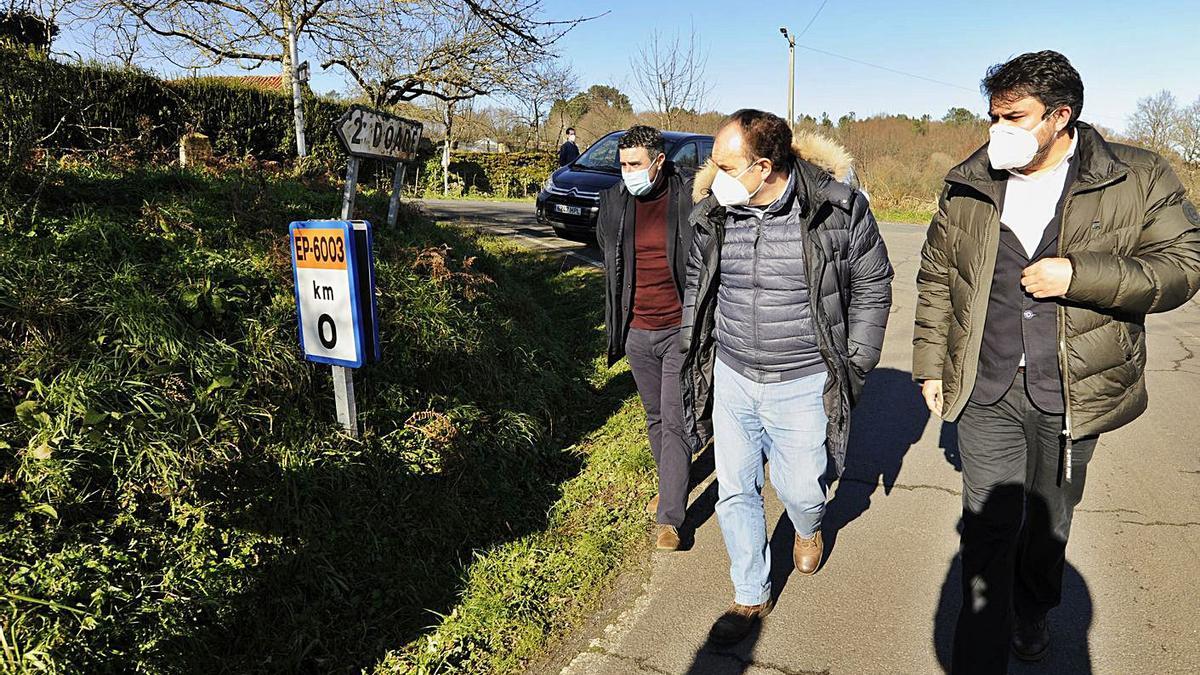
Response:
[1057,194,1075,483]
[752,217,763,369]
[1055,171,1123,483]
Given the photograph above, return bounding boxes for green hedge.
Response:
[0,48,349,166]
[423,151,556,198]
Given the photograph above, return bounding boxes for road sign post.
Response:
[303,105,418,437]
[387,162,406,228]
[290,219,380,436]
[334,105,421,229]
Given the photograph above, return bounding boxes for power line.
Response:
[796,43,978,94]
[795,42,1129,129]
[795,0,829,40]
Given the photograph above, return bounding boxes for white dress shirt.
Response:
[1000,133,1078,258]
[999,133,1077,366]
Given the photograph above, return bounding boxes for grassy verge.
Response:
[874,206,935,225]
[0,159,653,673]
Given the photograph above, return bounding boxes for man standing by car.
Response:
[597,125,698,552]
[680,110,893,645]
[913,50,1200,673]
[558,127,580,167]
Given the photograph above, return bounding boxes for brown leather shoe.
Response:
[645,493,659,516]
[708,600,774,645]
[794,531,823,575]
[655,525,680,551]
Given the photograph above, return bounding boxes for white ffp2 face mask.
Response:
[711,160,767,206]
[987,116,1053,170]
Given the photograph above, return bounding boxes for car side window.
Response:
[699,141,713,165]
[671,142,699,170]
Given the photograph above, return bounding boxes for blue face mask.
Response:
[622,156,663,196]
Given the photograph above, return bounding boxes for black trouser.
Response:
[625,326,691,527]
[952,371,1097,674]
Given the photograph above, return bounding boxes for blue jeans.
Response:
[713,358,830,606]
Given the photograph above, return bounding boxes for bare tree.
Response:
[1173,97,1200,166]
[1128,90,1179,154]
[321,0,596,107]
[630,26,710,131]
[85,0,366,84]
[508,58,577,150]
[79,0,373,158]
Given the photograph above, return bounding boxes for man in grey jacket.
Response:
[681,109,893,645]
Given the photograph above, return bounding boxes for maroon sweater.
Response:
[630,183,682,330]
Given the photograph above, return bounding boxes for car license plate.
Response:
[555,204,582,216]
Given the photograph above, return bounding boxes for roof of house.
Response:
[176,74,286,91]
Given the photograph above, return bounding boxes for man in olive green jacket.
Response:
[914,51,1200,674]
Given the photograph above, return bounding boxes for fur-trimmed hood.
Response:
[692,129,855,204]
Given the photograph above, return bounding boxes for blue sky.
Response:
[541,0,1200,130]
[57,0,1199,131]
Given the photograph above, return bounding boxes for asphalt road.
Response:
[420,198,1200,675]
[418,198,603,270]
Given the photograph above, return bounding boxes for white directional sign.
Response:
[335,105,423,161]
[290,220,379,368]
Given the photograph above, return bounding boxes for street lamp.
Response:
[779,27,795,133]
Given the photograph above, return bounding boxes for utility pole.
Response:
[779,27,796,132]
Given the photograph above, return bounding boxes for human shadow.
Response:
[677,517,792,675]
[933,488,1095,674]
[822,367,931,563]
[683,620,764,675]
[680,442,719,549]
[940,421,962,472]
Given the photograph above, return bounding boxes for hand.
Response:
[922,379,944,418]
[1021,257,1073,299]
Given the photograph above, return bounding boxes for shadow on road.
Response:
[933,490,1095,674]
[678,367,929,674]
[682,622,765,675]
[940,421,962,472]
[681,443,719,550]
[822,367,930,563]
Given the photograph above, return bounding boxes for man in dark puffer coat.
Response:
[679,109,893,645]
[914,51,1200,673]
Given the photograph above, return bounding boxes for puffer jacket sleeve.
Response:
[913,186,954,382]
[845,192,894,379]
[1065,157,1200,314]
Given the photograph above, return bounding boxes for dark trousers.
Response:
[625,326,691,527]
[952,372,1097,675]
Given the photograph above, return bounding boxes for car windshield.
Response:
[572,133,679,173]
[571,134,621,172]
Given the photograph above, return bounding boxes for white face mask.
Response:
[622,157,661,196]
[711,159,767,207]
[987,116,1053,170]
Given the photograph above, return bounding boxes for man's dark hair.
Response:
[982,50,1084,129]
[566,127,575,135]
[720,109,793,170]
[618,125,665,157]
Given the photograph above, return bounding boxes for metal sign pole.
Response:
[340,156,359,220]
[334,155,361,437]
[387,161,406,228]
